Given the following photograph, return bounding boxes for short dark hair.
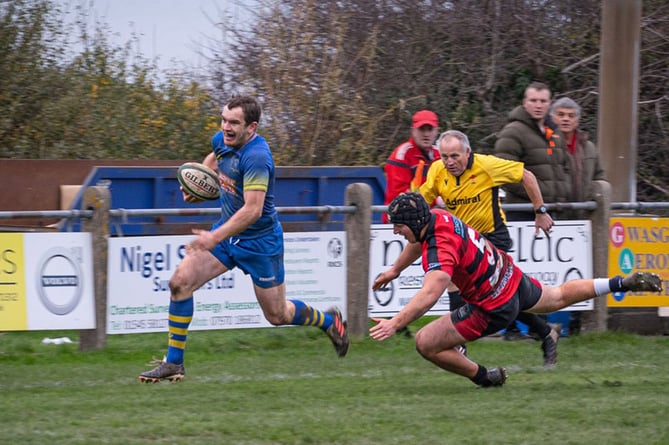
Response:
[225,96,261,125]
[524,81,551,98]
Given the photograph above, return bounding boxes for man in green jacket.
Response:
[494,81,571,341]
[494,81,571,221]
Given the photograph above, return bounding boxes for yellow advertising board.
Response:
[608,217,669,307]
[0,233,27,329]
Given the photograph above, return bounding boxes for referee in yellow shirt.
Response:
[419,130,560,366]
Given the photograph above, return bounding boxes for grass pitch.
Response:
[1,323,668,445]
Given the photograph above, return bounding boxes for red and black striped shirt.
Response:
[421,209,523,311]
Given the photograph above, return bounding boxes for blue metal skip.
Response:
[65,166,386,235]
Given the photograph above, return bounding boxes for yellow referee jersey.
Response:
[419,153,524,234]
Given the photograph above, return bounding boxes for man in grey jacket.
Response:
[550,96,608,334]
[550,96,607,214]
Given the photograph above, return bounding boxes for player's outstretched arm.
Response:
[371,270,450,341]
[372,242,422,291]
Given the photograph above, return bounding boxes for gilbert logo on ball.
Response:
[177,162,221,200]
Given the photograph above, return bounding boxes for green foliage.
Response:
[1,329,669,444]
[0,0,218,161]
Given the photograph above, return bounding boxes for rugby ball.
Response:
[177,162,220,201]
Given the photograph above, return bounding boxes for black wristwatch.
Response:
[535,205,548,215]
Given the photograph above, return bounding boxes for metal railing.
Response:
[3,200,667,225]
[3,181,669,349]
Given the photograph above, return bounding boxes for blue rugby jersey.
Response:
[210,131,279,239]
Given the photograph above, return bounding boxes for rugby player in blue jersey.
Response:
[139,96,348,383]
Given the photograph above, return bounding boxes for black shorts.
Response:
[450,274,542,341]
[482,226,513,253]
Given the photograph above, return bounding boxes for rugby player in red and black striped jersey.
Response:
[420,130,558,366]
[370,193,661,387]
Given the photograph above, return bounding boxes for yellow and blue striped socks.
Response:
[165,297,193,364]
[290,299,333,330]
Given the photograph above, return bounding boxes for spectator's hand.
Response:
[369,317,398,341]
[535,213,554,237]
[372,269,399,291]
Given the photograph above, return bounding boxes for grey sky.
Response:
[62,0,252,72]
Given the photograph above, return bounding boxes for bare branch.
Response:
[561,53,600,74]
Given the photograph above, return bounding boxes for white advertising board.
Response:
[107,232,347,334]
[368,220,593,317]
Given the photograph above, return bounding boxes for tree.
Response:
[1,0,667,202]
[636,0,669,201]
[208,0,668,201]
[0,0,219,161]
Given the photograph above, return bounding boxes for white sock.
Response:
[593,278,611,296]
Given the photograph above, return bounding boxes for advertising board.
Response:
[107,232,347,334]
[368,220,593,317]
[0,233,95,330]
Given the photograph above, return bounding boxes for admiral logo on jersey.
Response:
[445,194,482,211]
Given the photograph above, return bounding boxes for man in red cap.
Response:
[383,110,440,223]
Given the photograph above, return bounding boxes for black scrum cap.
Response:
[388,192,431,240]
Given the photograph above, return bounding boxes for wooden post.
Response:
[79,186,110,351]
[581,180,611,332]
[345,183,372,338]
[598,0,641,202]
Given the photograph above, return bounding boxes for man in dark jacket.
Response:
[494,81,571,219]
[494,81,571,341]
